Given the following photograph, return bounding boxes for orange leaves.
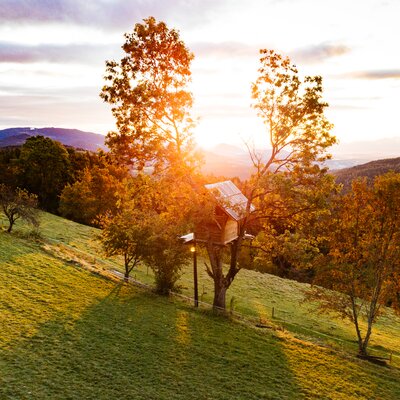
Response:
[100,17,195,171]
[309,172,400,353]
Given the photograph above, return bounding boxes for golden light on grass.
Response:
[175,311,190,346]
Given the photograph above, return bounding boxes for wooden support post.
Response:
[191,240,199,307]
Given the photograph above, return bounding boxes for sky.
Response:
[0,0,399,150]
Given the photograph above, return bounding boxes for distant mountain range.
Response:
[0,127,107,152]
[1,127,399,180]
[202,137,400,178]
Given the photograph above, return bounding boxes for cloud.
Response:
[339,70,400,80]
[195,103,253,119]
[0,84,98,98]
[0,41,119,64]
[291,43,350,64]
[191,41,258,59]
[328,103,371,111]
[0,0,223,31]
[0,93,113,128]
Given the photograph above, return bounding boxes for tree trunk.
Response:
[350,295,366,355]
[359,341,368,357]
[123,253,131,282]
[7,219,14,233]
[213,280,227,310]
[205,242,228,310]
[360,305,376,356]
[124,265,130,282]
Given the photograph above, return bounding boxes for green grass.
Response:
[1,212,400,399]
[4,211,400,361]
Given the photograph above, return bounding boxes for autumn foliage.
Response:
[308,172,400,356]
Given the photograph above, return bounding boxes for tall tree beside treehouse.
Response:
[307,173,400,357]
[205,49,336,310]
[100,17,197,171]
[250,170,337,282]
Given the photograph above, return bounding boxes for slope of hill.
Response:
[334,157,400,188]
[1,212,400,399]
[0,127,107,151]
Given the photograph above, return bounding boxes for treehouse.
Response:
[193,180,254,245]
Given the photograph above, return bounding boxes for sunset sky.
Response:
[1,0,399,149]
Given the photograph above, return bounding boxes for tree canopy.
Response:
[251,49,335,177]
[100,17,196,171]
[59,161,130,226]
[0,184,39,233]
[308,172,400,356]
[17,136,71,213]
[203,49,337,309]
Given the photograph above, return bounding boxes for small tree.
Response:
[145,214,191,295]
[0,184,39,233]
[308,173,400,357]
[100,207,154,281]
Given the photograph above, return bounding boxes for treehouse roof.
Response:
[204,180,254,222]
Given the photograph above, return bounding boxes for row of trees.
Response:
[0,136,109,213]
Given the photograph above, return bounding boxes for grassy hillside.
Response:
[1,212,400,399]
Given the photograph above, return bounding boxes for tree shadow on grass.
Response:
[0,286,304,400]
[2,282,399,400]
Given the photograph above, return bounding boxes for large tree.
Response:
[308,173,400,357]
[205,50,337,309]
[17,136,71,213]
[100,16,196,171]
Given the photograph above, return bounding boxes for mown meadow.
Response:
[1,211,400,399]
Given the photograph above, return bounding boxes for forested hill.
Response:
[0,127,106,151]
[334,156,400,188]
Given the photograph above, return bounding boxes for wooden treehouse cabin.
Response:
[193,180,254,245]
